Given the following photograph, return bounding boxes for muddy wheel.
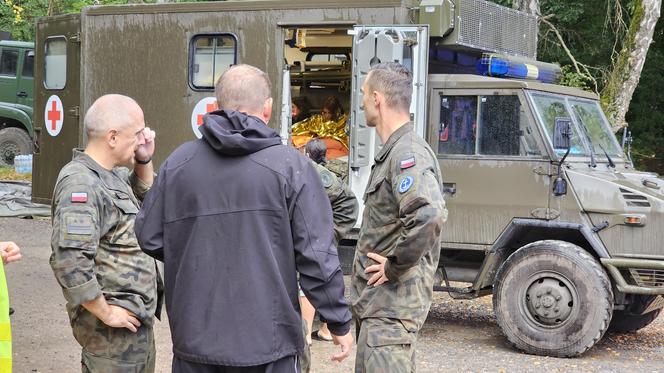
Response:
[0,127,32,166]
[493,240,613,357]
[609,295,662,333]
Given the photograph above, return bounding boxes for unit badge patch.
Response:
[398,176,414,193]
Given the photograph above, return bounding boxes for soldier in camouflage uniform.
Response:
[50,94,162,373]
[351,63,448,373]
[298,139,358,372]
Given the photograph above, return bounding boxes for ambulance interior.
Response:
[284,27,353,179]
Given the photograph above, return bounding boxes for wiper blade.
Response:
[599,144,616,168]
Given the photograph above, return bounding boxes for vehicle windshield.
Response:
[527,91,623,160]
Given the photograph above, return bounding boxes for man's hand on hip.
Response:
[365,252,389,286]
[330,331,354,363]
[100,305,142,332]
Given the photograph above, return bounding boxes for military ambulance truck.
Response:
[32,0,664,357]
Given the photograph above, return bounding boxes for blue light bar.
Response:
[476,53,561,84]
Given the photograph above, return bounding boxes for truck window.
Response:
[190,34,237,90]
[0,49,18,76]
[478,95,541,156]
[438,96,477,155]
[44,37,67,89]
[529,93,588,156]
[22,51,34,78]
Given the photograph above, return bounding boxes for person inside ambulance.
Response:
[292,96,313,124]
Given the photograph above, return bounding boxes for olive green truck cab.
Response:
[32,0,663,357]
[0,39,34,166]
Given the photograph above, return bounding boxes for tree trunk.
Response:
[601,0,661,132]
[512,0,539,15]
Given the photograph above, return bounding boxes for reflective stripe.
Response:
[0,262,12,372]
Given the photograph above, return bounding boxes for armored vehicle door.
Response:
[32,14,81,204]
[349,25,429,222]
[430,87,552,246]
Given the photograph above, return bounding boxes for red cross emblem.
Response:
[197,102,218,126]
[44,95,64,137]
[191,97,219,139]
[47,100,61,131]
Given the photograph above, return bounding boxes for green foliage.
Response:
[0,0,48,41]
[558,65,593,90]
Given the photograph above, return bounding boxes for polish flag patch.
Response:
[71,192,88,203]
[400,156,416,169]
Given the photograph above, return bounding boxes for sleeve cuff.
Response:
[62,278,102,306]
[129,171,153,200]
[384,259,400,282]
[326,320,351,336]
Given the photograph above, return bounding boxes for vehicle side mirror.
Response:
[553,117,572,150]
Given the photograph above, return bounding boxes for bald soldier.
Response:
[50,94,162,372]
[351,63,448,372]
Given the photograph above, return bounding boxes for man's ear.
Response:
[107,129,118,147]
[262,97,274,123]
[372,90,381,108]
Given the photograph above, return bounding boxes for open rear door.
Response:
[348,25,429,223]
[32,14,81,204]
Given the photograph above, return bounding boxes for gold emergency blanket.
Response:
[292,114,349,150]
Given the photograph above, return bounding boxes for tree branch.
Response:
[539,15,599,94]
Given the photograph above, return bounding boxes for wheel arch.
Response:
[474,219,609,290]
[0,105,33,136]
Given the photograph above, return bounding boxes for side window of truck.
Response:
[438,95,541,157]
[478,95,542,156]
[22,51,34,78]
[189,34,237,90]
[0,49,19,76]
[438,96,477,155]
[44,37,67,89]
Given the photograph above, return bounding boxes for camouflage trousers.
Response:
[300,316,311,373]
[354,317,418,373]
[71,308,155,373]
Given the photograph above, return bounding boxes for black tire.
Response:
[493,240,613,357]
[0,127,32,166]
[609,295,662,333]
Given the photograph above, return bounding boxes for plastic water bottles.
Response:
[13,154,33,174]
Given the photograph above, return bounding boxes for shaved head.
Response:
[215,64,271,115]
[84,94,142,141]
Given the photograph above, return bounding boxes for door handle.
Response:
[443,182,456,195]
[16,91,27,98]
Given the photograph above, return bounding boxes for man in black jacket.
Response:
[135,64,353,372]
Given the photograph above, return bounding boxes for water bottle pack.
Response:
[13,154,33,174]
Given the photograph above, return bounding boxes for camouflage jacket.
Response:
[312,161,359,244]
[50,150,162,326]
[351,123,448,329]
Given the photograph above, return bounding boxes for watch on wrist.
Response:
[135,155,152,165]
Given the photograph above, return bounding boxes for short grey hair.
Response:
[215,64,271,114]
[84,94,138,140]
[365,62,412,114]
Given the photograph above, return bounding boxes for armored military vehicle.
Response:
[32,0,663,357]
[0,39,34,166]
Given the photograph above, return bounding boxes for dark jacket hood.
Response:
[199,109,282,156]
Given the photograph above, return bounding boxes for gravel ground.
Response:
[1,216,663,372]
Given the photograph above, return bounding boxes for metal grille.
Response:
[619,187,651,207]
[629,268,664,287]
[456,0,537,59]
